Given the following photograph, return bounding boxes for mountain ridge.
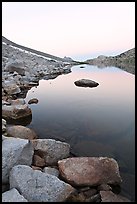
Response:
[85,48,135,74]
[2,36,76,63]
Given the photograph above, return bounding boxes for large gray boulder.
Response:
[2,188,28,202]
[58,157,122,186]
[10,165,75,202]
[2,137,34,184]
[74,79,99,88]
[31,139,70,165]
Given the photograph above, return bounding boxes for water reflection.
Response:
[25,65,135,201]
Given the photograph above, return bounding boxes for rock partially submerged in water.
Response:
[28,98,39,104]
[6,125,38,140]
[74,79,99,88]
[2,99,32,120]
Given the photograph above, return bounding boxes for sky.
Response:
[2,2,135,61]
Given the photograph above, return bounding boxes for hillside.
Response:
[85,48,135,74]
[2,36,76,63]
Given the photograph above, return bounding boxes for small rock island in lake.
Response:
[74,79,99,88]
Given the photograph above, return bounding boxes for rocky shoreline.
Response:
[2,126,131,202]
[2,41,132,202]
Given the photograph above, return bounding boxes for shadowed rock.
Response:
[74,79,99,88]
[28,98,39,104]
[100,190,131,202]
[32,154,45,167]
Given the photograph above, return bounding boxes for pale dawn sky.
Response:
[2,2,135,61]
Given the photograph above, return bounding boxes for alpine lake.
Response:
[25,64,135,201]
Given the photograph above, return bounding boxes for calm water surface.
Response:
[25,65,135,201]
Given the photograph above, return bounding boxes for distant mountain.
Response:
[85,48,135,74]
[2,36,76,64]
